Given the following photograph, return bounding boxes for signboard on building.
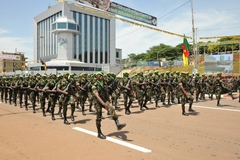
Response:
[0,54,20,60]
[204,54,233,74]
[75,0,157,26]
[107,2,157,26]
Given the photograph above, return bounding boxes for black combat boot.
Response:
[63,109,70,125]
[33,105,36,114]
[182,105,189,116]
[125,108,131,115]
[82,106,86,116]
[25,101,28,110]
[89,105,94,112]
[70,105,75,121]
[143,101,149,110]
[42,109,46,116]
[51,109,55,121]
[97,125,106,139]
[58,107,62,117]
[46,104,51,113]
[188,104,195,112]
[113,116,126,130]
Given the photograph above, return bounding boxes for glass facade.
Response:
[37,11,62,60]
[73,12,110,64]
[37,7,111,66]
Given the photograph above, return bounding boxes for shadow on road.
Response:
[72,119,92,124]
[107,131,133,142]
[188,111,200,116]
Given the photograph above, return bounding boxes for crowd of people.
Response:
[0,70,240,138]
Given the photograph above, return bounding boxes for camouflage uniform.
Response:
[21,76,30,110]
[29,75,38,113]
[120,72,134,114]
[45,74,58,120]
[214,73,223,106]
[92,72,126,139]
[36,74,48,116]
[57,73,71,125]
[178,72,194,116]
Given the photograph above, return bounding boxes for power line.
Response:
[199,26,240,31]
[195,7,240,13]
[158,0,190,19]
[116,0,191,40]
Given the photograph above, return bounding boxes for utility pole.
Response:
[190,0,196,70]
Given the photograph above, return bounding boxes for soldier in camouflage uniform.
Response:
[214,72,223,106]
[152,71,161,108]
[29,75,38,113]
[87,74,95,113]
[237,76,240,103]
[57,72,71,125]
[144,72,153,107]
[45,74,58,120]
[7,76,13,105]
[120,72,134,114]
[174,71,181,104]
[56,74,64,117]
[17,76,24,108]
[194,73,201,102]
[178,72,194,116]
[5,76,11,104]
[68,73,78,121]
[0,77,3,102]
[11,76,18,106]
[92,72,126,139]
[135,72,148,111]
[36,74,49,116]
[77,73,91,115]
[206,74,214,100]
[22,76,30,110]
[108,73,121,109]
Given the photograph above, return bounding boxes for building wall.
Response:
[0,52,26,73]
[33,2,118,68]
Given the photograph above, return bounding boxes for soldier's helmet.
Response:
[123,72,129,76]
[96,71,104,76]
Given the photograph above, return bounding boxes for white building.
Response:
[30,1,122,74]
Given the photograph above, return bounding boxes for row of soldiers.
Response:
[0,71,240,119]
[0,72,126,139]
[120,70,240,116]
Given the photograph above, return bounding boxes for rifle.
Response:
[123,79,131,93]
[141,78,146,90]
[78,82,89,94]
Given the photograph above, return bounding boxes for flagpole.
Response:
[190,0,196,70]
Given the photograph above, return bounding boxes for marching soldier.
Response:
[57,72,72,125]
[44,74,58,120]
[92,72,126,139]
[120,72,134,114]
[179,72,194,116]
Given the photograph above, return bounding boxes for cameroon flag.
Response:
[22,63,25,69]
[182,36,190,66]
[2,69,6,74]
[41,59,47,70]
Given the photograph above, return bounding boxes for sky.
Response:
[0,0,239,61]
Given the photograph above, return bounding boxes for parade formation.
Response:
[0,70,240,139]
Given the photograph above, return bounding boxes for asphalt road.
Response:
[0,93,240,160]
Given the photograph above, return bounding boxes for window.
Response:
[57,22,67,29]
[116,51,119,58]
[52,23,56,30]
[68,23,76,30]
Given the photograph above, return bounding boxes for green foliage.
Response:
[125,37,240,61]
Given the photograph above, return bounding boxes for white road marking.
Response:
[72,127,152,153]
[193,105,240,112]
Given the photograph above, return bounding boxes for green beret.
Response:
[96,72,104,76]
